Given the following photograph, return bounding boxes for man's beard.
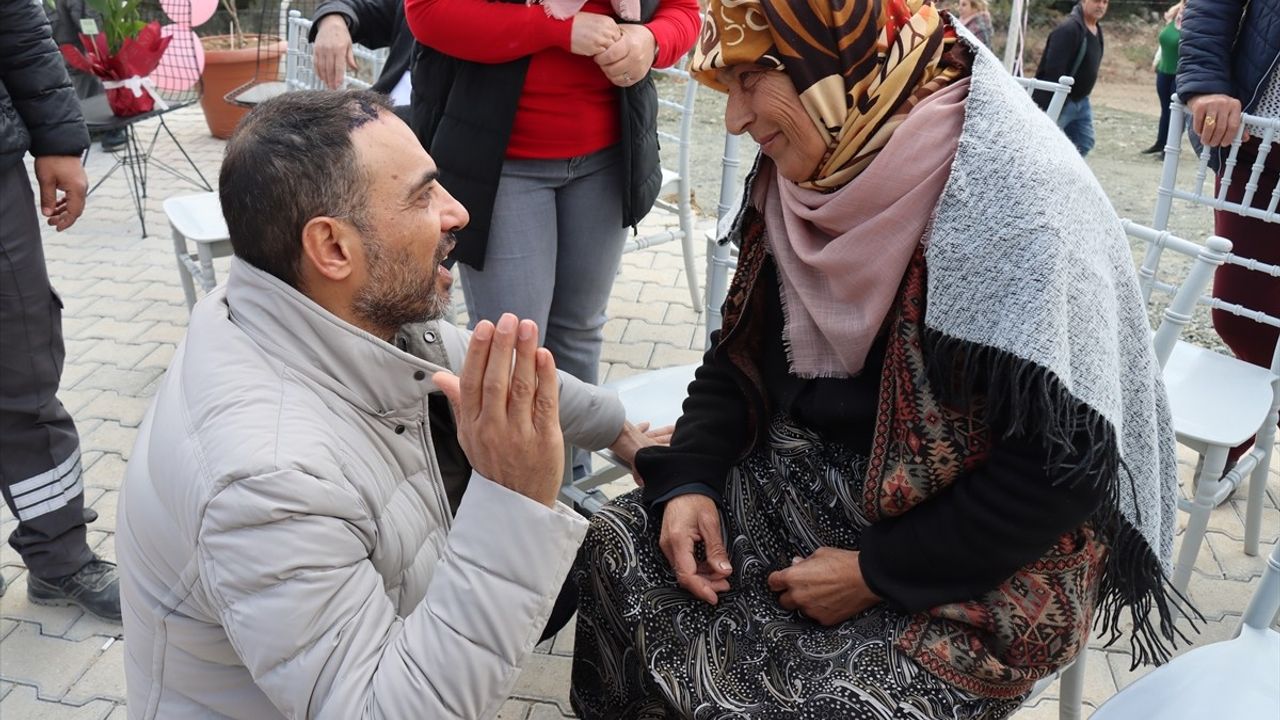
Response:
[351,232,453,336]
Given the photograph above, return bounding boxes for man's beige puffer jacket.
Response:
[117,258,624,719]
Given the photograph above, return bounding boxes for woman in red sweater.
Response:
[406,0,700,475]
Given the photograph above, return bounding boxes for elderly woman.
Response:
[569,1,1185,718]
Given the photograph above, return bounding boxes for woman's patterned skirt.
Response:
[569,414,1026,719]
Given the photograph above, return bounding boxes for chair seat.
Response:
[1163,341,1279,447]
[659,167,679,195]
[230,81,290,107]
[163,193,229,244]
[608,363,697,428]
[1091,626,1280,719]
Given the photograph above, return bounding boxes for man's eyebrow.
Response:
[405,169,439,202]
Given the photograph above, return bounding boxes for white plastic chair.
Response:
[1146,99,1280,247]
[165,192,233,311]
[622,57,702,311]
[1124,220,1279,593]
[1090,540,1280,719]
[1012,75,1074,123]
[560,131,742,514]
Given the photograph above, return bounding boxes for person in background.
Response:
[0,0,120,621]
[956,0,993,47]
[405,0,701,478]
[1176,0,1279,463]
[1144,1,1184,155]
[1033,0,1108,156]
[309,0,415,119]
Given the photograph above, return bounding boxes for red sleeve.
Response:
[404,0,574,63]
[645,0,702,68]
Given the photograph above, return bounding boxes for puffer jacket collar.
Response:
[225,257,443,420]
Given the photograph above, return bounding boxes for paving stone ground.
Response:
[1,105,1276,720]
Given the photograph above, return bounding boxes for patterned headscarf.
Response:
[691,0,965,190]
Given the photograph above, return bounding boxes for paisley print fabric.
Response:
[569,415,1026,719]
[689,0,966,189]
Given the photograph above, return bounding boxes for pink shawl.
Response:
[761,78,970,378]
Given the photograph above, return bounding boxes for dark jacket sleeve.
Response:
[635,329,751,506]
[310,0,399,50]
[857,428,1105,613]
[1032,19,1082,109]
[1175,0,1245,102]
[0,0,88,158]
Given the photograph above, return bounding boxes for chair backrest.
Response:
[1125,219,1280,375]
[1012,74,1074,123]
[704,132,743,348]
[141,0,203,106]
[284,11,388,92]
[1152,99,1280,235]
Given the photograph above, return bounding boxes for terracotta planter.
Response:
[199,36,286,139]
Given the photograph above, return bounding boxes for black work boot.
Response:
[27,557,121,622]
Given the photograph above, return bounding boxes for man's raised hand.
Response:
[433,314,564,507]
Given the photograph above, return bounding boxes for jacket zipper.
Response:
[419,418,452,530]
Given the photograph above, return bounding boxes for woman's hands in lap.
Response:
[768,548,881,626]
[659,494,733,605]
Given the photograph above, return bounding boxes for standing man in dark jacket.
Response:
[1176,0,1279,461]
[0,0,120,620]
[309,0,416,118]
[1034,0,1108,156]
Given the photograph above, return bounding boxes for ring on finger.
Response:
[1204,115,1217,127]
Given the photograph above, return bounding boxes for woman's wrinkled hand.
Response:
[594,23,655,87]
[571,12,622,56]
[767,548,881,626]
[659,493,732,605]
[1187,93,1248,148]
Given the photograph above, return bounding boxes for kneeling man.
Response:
[117,90,640,719]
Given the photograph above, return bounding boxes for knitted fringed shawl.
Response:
[716,30,1190,699]
[917,30,1190,685]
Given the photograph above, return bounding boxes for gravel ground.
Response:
[665,75,1225,352]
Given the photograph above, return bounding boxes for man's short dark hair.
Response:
[219,90,393,288]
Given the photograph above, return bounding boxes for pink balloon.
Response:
[161,0,218,26]
[152,25,205,93]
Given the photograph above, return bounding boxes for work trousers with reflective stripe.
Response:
[0,160,93,580]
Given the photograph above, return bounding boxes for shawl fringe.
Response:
[921,327,1199,668]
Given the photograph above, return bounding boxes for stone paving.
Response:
[0,104,1277,720]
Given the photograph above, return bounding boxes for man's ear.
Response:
[300,216,359,283]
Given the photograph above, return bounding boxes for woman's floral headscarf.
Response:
[690,0,966,190]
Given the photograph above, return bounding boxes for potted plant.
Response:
[59,0,173,117]
[197,0,286,138]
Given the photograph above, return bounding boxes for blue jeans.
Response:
[1057,96,1095,157]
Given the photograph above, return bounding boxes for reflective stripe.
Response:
[9,450,81,496]
[15,463,83,522]
[12,450,83,517]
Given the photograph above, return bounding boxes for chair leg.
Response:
[195,241,218,292]
[1057,651,1086,720]
[172,230,198,311]
[679,207,700,311]
[1244,400,1277,556]
[1173,445,1230,592]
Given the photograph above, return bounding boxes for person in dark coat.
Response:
[1176,0,1279,462]
[0,0,120,621]
[1033,0,1108,156]
[309,0,416,118]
